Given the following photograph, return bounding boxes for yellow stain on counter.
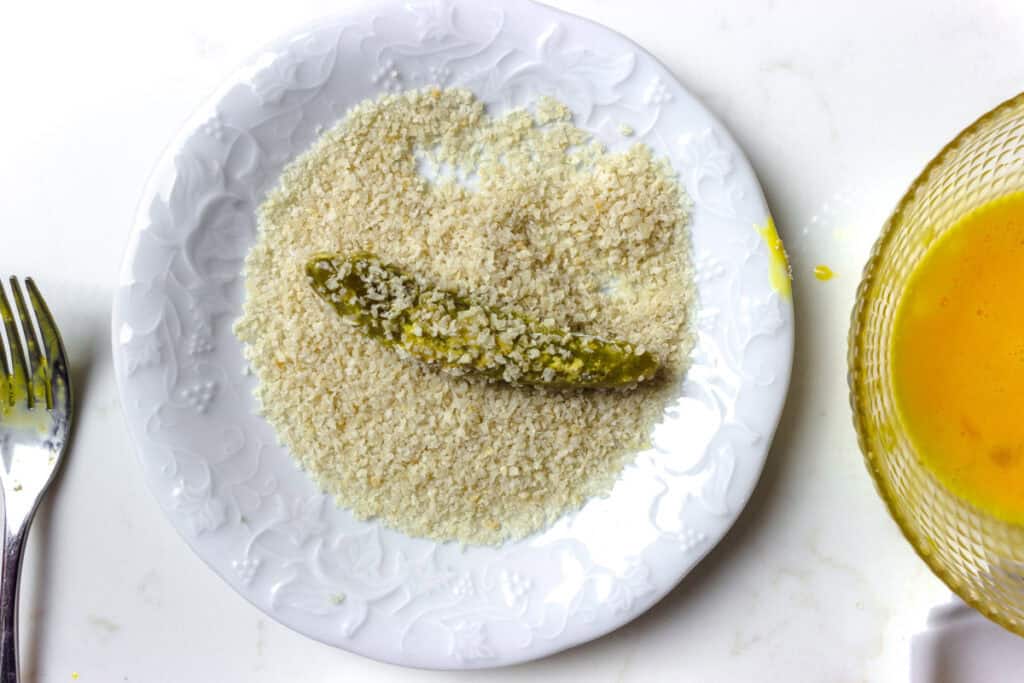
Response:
[756,217,792,299]
[814,264,834,281]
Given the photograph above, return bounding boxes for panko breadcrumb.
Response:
[235,87,695,545]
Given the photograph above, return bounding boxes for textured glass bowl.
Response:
[850,92,1024,634]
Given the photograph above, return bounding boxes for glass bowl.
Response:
[849,91,1024,634]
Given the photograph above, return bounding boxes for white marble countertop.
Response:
[2,0,1023,680]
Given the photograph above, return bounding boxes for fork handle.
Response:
[0,521,27,683]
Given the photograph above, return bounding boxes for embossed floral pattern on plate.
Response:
[111,0,793,669]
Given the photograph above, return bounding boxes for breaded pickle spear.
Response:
[306,253,659,389]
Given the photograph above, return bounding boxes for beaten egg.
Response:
[893,192,1024,523]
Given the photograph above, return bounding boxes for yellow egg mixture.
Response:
[893,192,1024,523]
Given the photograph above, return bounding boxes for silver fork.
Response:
[0,278,72,683]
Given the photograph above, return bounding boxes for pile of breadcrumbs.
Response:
[235,87,695,545]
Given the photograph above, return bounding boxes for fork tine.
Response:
[25,278,65,410]
[0,283,30,409]
[0,319,8,410]
[10,278,49,408]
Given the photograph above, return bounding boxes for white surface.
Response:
[2,0,1024,680]
[911,596,1024,683]
[110,0,791,669]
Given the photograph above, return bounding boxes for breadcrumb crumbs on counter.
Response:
[235,87,696,545]
[619,124,635,137]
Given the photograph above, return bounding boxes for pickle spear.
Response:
[305,253,659,389]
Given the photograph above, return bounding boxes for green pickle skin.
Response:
[306,253,659,389]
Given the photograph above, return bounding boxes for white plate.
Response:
[112,0,793,669]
